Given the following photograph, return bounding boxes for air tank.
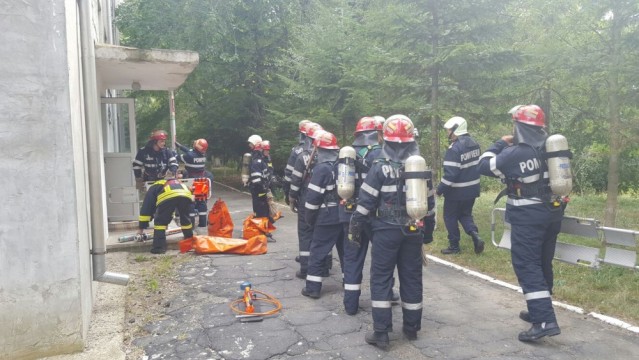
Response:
[545,134,572,196]
[337,146,356,200]
[405,155,429,221]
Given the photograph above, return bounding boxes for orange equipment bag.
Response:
[208,198,234,238]
[179,235,267,255]
[191,178,211,201]
[242,214,276,240]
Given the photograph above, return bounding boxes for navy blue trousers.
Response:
[511,221,560,324]
[152,197,193,252]
[305,223,344,293]
[342,222,371,313]
[370,227,423,333]
[443,198,478,248]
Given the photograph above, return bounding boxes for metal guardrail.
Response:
[491,208,638,270]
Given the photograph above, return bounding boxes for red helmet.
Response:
[150,130,168,141]
[511,105,545,127]
[373,116,386,131]
[354,117,377,133]
[306,123,324,139]
[383,115,415,142]
[313,131,339,149]
[193,138,208,153]
[299,120,313,133]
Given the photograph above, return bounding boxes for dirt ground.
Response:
[121,252,191,359]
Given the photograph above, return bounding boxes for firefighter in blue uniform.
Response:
[478,104,564,342]
[341,116,386,315]
[175,138,212,232]
[301,131,345,299]
[349,115,435,349]
[137,179,194,254]
[133,130,179,186]
[437,116,484,254]
[288,124,332,279]
[248,137,271,221]
[283,120,313,204]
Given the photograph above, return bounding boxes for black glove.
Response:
[421,215,436,244]
[348,219,362,248]
[289,196,298,213]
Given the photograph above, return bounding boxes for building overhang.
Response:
[95,44,199,91]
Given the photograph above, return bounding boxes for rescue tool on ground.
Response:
[118,227,183,243]
[228,281,283,322]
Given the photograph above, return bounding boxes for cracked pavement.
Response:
[106,183,639,359]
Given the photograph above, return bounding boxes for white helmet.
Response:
[443,116,468,136]
[247,134,262,146]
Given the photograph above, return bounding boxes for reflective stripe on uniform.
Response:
[371,300,392,309]
[306,275,323,283]
[524,290,550,301]
[507,197,543,206]
[440,178,480,188]
[299,251,310,256]
[402,301,423,310]
[361,182,379,197]
[355,204,370,215]
[344,283,361,291]
[305,202,320,210]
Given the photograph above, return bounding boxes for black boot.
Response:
[295,270,307,279]
[519,310,532,323]
[365,331,389,349]
[402,326,417,340]
[518,322,561,342]
[470,231,485,254]
[441,246,460,254]
[301,287,320,299]
[295,256,300,263]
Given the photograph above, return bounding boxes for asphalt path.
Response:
[90,182,639,359]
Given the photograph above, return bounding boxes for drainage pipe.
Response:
[78,0,129,286]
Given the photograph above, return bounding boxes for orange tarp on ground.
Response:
[179,235,267,255]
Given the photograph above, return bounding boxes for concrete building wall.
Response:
[0,0,95,358]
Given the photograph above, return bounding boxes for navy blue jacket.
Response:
[176,143,207,178]
[478,139,563,225]
[249,150,268,193]
[437,134,481,200]
[133,142,178,181]
[305,161,340,226]
[353,158,435,230]
[289,149,314,200]
[139,179,193,228]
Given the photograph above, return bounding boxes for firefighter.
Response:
[137,178,194,254]
[301,131,345,299]
[437,116,484,254]
[175,138,212,233]
[289,123,332,279]
[341,116,398,315]
[477,104,564,342]
[283,120,313,203]
[248,137,271,223]
[349,115,435,349]
[133,130,179,188]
